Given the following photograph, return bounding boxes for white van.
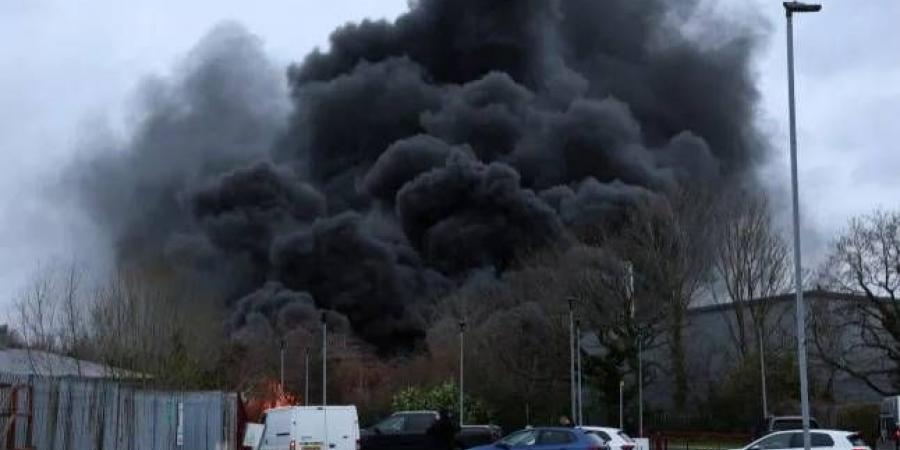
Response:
[259,405,360,450]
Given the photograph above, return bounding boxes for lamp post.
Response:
[626,262,642,438]
[576,320,583,426]
[759,330,768,419]
[304,347,310,405]
[279,338,286,391]
[459,320,466,428]
[619,379,624,430]
[568,297,576,423]
[321,313,328,406]
[783,3,821,450]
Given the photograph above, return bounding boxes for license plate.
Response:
[301,446,321,450]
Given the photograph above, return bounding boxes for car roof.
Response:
[761,430,855,437]
[579,426,624,432]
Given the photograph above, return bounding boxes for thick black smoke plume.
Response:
[76,0,766,352]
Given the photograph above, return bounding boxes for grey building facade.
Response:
[644,290,886,412]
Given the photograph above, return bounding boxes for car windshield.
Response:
[586,431,611,442]
[375,415,405,432]
[586,434,608,447]
[405,414,436,432]
[538,431,576,445]
[501,430,538,447]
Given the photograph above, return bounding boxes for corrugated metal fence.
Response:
[0,373,238,450]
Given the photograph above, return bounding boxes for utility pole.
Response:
[568,297,576,423]
[638,330,643,438]
[619,379,624,430]
[783,3,821,450]
[304,347,310,405]
[576,320,583,426]
[321,313,328,406]
[459,320,466,428]
[279,338,286,391]
[759,330,768,419]
[626,262,642,437]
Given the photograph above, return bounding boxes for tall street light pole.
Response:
[759,330,768,419]
[305,347,310,405]
[279,338,286,391]
[619,379,624,430]
[321,313,328,406]
[626,262,642,438]
[459,320,466,428]
[568,297,576,423]
[576,320,583,426]
[784,3,821,450]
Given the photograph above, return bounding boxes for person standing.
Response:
[427,408,460,450]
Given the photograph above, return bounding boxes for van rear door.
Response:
[261,409,293,450]
[294,407,328,450]
[325,406,360,450]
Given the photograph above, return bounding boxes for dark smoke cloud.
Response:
[396,153,564,274]
[230,281,351,343]
[189,162,325,268]
[271,212,449,348]
[76,23,289,262]
[360,134,471,203]
[74,0,767,353]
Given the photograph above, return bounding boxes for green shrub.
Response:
[391,381,493,423]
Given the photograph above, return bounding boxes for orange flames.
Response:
[244,379,301,421]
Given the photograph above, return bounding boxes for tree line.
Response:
[4,187,900,430]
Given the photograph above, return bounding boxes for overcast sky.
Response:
[1,0,898,320]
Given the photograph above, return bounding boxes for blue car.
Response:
[471,427,609,450]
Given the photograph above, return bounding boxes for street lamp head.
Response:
[784,2,821,14]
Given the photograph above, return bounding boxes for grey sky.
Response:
[1,0,897,320]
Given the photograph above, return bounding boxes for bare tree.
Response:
[815,209,900,394]
[713,189,791,357]
[12,261,88,376]
[84,267,226,387]
[597,189,715,410]
[557,244,665,424]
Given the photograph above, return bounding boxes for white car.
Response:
[577,427,636,450]
[734,430,870,450]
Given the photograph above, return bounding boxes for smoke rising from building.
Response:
[75,0,766,352]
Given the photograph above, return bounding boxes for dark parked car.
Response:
[469,427,608,450]
[361,411,502,450]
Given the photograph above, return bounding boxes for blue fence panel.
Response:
[0,372,238,450]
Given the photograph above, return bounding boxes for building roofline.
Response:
[688,289,881,315]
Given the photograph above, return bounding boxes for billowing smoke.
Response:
[75,0,765,353]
